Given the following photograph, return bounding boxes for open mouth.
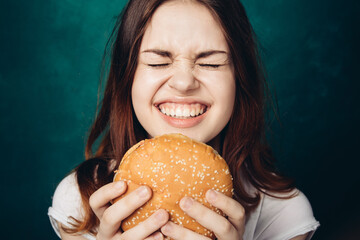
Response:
[156,103,208,119]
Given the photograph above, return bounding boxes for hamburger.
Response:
[113,133,233,239]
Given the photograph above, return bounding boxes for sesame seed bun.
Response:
[113,133,233,239]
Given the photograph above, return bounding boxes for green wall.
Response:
[1,0,359,239]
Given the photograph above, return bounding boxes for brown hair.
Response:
[64,0,295,235]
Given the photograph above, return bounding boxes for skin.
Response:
[58,1,310,240]
[131,0,235,146]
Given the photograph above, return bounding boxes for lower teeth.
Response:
[173,116,194,119]
[165,114,197,119]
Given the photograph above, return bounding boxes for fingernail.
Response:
[153,231,163,240]
[137,186,150,198]
[155,210,166,221]
[115,181,125,189]
[180,197,193,210]
[162,222,172,233]
[206,189,217,202]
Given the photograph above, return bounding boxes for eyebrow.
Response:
[142,49,228,60]
[142,49,172,58]
[196,50,228,59]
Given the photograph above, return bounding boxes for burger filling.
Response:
[158,103,207,119]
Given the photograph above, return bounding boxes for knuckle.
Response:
[218,220,233,235]
[89,193,97,209]
[237,206,245,219]
[121,194,136,209]
[191,205,205,220]
[182,230,192,240]
[140,210,169,232]
[101,209,115,226]
[118,234,126,240]
[231,204,245,221]
[227,199,245,221]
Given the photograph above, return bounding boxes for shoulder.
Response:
[253,189,320,240]
[48,172,85,237]
[52,172,83,217]
[261,190,314,219]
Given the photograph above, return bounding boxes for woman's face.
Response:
[132,1,235,144]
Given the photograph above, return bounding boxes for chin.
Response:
[150,128,218,145]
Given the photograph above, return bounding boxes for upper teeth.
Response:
[158,103,206,118]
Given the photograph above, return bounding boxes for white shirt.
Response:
[48,173,319,240]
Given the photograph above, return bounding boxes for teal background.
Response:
[0,0,359,239]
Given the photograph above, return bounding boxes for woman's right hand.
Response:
[89,180,169,240]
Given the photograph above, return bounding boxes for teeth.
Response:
[184,108,190,116]
[158,103,207,119]
[175,108,182,117]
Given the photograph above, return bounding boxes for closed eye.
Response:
[147,63,170,68]
[198,64,222,68]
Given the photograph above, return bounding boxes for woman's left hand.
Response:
[161,189,245,240]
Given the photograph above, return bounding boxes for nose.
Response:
[167,65,199,93]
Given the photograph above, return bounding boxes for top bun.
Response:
[113,133,233,239]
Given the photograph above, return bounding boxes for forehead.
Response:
[140,1,229,53]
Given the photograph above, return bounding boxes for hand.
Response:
[161,189,245,240]
[89,181,169,240]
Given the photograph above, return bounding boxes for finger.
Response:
[89,181,127,219]
[206,189,245,232]
[144,231,164,240]
[179,197,238,239]
[121,209,169,240]
[98,185,152,239]
[161,221,210,240]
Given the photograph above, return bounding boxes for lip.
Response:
[156,106,208,128]
[153,98,210,128]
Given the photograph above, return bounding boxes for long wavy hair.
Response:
[64,0,295,235]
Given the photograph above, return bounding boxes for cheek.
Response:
[215,79,236,120]
[226,80,236,105]
[132,68,171,125]
[134,66,170,89]
[218,84,236,115]
[222,72,236,106]
[132,71,150,116]
[131,77,142,108]
[132,69,157,106]
[205,72,236,109]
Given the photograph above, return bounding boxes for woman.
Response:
[48,0,320,239]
